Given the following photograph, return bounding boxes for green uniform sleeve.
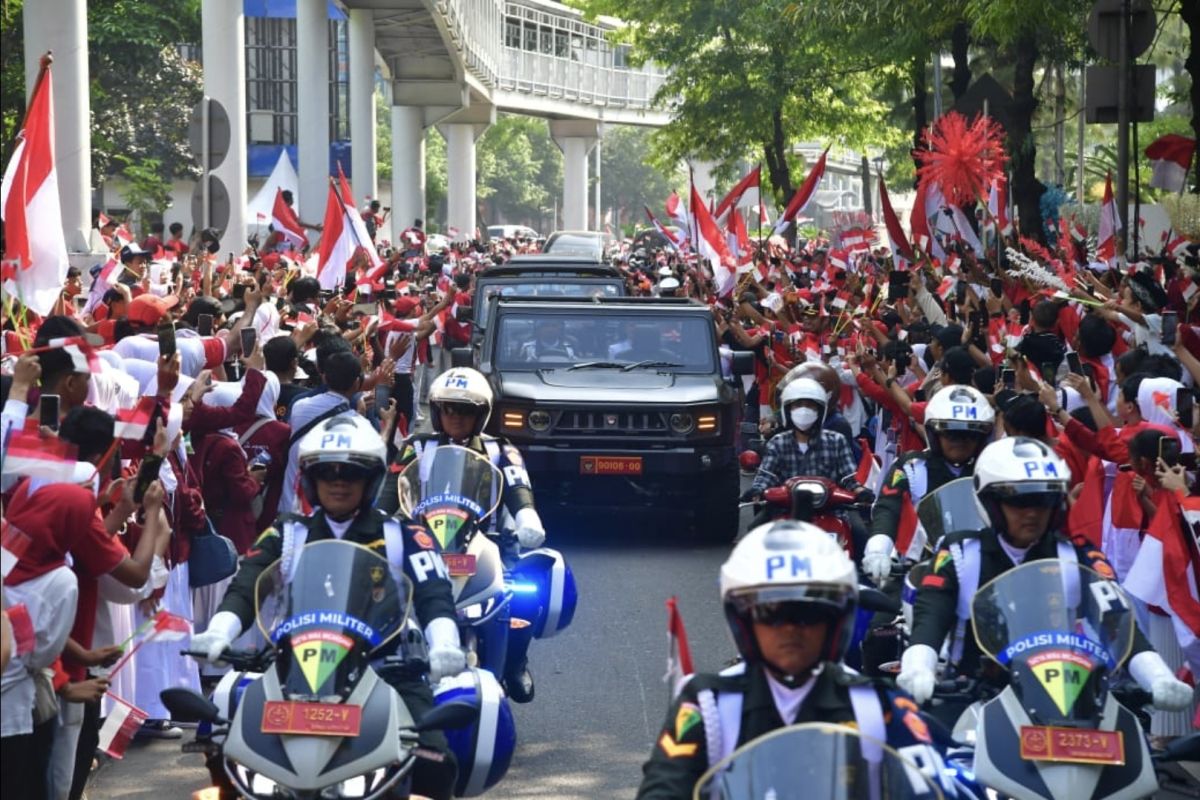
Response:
[216,527,284,632]
[636,682,710,800]
[908,547,961,652]
[871,460,911,543]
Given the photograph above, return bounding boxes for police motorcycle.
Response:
[162,539,478,799]
[693,722,948,800]
[395,444,576,699]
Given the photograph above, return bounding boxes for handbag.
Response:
[188,516,238,588]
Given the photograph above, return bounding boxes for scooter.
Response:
[742,475,865,558]
[167,538,478,799]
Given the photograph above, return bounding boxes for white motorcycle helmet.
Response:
[720,521,858,683]
[296,414,388,512]
[924,384,995,464]
[973,436,1071,537]
[778,377,828,432]
[429,367,493,436]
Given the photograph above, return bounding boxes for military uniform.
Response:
[910,529,1152,678]
[871,450,968,544]
[636,661,954,800]
[216,507,459,799]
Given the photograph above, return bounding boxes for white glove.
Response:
[190,611,243,664]
[1130,651,1195,711]
[425,617,466,684]
[513,507,546,550]
[862,534,896,585]
[897,644,939,706]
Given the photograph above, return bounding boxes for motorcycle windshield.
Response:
[915,477,987,550]
[254,540,412,699]
[972,559,1135,724]
[694,723,944,800]
[396,444,503,552]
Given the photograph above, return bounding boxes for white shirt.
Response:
[764,670,818,724]
[1,567,79,736]
[113,330,225,377]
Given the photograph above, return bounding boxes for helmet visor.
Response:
[985,480,1068,501]
[928,420,992,435]
[728,584,855,619]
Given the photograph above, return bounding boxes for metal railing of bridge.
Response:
[435,0,504,89]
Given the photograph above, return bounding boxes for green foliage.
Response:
[113,154,172,220]
[376,93,391,182]
[0,0,25,169]
[475,114,561,227]
[600,125,678,229]
[425,128,447,227]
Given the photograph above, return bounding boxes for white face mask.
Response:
[791,407,819,431]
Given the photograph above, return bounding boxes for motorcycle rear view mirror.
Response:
[412,700,479,733]
[159,687,225,725]
[858,587,900,615]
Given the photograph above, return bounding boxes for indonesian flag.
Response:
[44,336,101,373]
[315,182,372,291]
[896,494,924,561]
[855,441,882,493]
[987,177,1011,235]
[728,209,754,272]
[773,148,828,236]
[1124,493,1200,661]
[149,609,191,642]
[936,276,958,302]
[666,192,691,244]
[1096,173,1120,268]
[1145,134,1196,193]
[271,188,307,249]
[751,202,771,228]
[113,397,157,440]
[336,162,355,206]
[97,695,149,759]
[2,428,78,483]
[714,165,761,224]
[664,596,694,697]
[910,179,946,260]
[1,520,32,579]
[644,205,682,252]
[0,56,69,315]
[878,175,914,266]
[691,182,737,296]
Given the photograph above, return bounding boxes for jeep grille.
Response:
[554,409,669,435]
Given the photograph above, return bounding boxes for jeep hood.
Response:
[497,369,721,404]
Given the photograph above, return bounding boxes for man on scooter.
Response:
[190,415,464,800]
[637,522,959,799]
[862,384,995,585]
[897,436,1193,716]
[392,367,548,703]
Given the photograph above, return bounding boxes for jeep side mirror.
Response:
[451,348,474,368]
[731,351,755,376]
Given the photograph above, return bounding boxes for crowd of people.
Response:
[2,201,1199,797]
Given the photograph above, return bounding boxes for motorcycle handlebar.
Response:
[181,648,272,671]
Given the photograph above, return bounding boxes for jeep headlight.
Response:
[669,412,695,434]
[527,409,552,432]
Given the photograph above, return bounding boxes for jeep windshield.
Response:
[477,281,623,328]
[494,312,716,374]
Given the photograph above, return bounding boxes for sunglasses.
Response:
[440,403,480,418]
[939,429,983,443]
[310,463,371,483]
[1000,493,1061,509]
[749,602,835,628]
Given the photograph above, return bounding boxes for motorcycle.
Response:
[693,721,951,799]
[965,558,1159,800]
[163,538,477,799]
[743,475,865,558]
[396,444,577,697]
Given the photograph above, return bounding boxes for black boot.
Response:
[505,664,535,704]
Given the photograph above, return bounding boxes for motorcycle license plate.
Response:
[261,701,362,737]
[443,553,476,576]
[1019,725,1124,765]
[580,455,643,475]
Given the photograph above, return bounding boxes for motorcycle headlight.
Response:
[790,480,828,509]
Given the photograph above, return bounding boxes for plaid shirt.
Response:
[751,428,862,495]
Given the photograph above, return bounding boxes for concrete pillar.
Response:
[348,8,377,203]
[442,124,478,239]
[201,0,248,255]
[550,120,601,231]
[296,0,329,226]
[23,0,90,252]
[390,105,425,243]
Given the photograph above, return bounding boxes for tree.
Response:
[475,114,561,229]
[600,125,677,231]
[1180,0,1200,192]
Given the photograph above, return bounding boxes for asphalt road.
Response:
[87,498,753,799]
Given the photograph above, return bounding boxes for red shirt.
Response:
[4,480,128,681]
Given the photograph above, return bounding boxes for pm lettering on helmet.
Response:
[950,404,977,419]
[445,374,469,389]
[766,555,811,580]
[321,433,352,449]
[1023,460,1059,478]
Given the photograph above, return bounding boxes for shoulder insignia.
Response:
[362,538,386,551]
[254,527,279,545]
[674,702,702,741]
[921,573,947,589]
[657,732,698,758]
[1090,559,1116,579]
[892,696,920,713]
[902,711,932,743]
[889,469,906,487]
[933,549,953,573]
[412,531,435,550]
[502,443,524,467]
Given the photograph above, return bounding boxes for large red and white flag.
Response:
[665,192,691,245]
[97,695,149,759]
[315,184,361,291]
[271,188,307,249]
[987,177,1012,235]
[727,210,755,273]
[1145,134,1196,193]
[691,182,737,296]
[2,427,78,483]
[644,206,683,252]
[1,55,69,316]
[714,165,761,224]
[773,148,828,236]
[664,596,694,698]
[910,179,947,260]
[878,175,914,266]
[1124,494,1200,657]
[1096,173,1120,268]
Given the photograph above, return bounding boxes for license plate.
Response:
[261,701,362,737]
[443,553,477,576]
[1019,725,1124,765]
[580,455,643,476]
